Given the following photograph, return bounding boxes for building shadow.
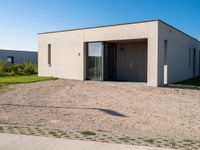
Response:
[92,108,127,117]
[1,104,128,118]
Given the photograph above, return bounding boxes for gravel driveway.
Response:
[0,79,199,140]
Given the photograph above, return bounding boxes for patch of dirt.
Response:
[0,79,199,140]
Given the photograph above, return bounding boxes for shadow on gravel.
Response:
[0,104,128,118]
[98,109,127,117]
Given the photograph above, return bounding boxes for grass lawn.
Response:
[0,74,56,86]
[175,76,200,88]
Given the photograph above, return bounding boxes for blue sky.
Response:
[0,0,199,51]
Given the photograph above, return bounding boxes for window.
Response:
[87,42,104,80]
[7,56,14,64]
[164,40,168,65]
[189,47,191,68]
[48,44,51,66]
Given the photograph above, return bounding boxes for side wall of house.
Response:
[38,21,159,86]
[0,50,38,63]
[158,22,200,86]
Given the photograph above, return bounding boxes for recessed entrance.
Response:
[86,39,147,82]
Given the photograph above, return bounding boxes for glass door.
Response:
[87,42,104,80]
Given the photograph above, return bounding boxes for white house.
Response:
[38,20,200,87]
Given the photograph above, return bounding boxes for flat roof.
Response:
[39,19,199,42]
[39,19,158,34]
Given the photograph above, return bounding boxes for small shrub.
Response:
[10,64,23,73]
[22,62,37,74]
[0,60,7,73]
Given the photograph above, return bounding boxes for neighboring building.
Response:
[38,20,200,87]
[0,49,37,64]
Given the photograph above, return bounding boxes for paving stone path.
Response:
[0,124,200,150]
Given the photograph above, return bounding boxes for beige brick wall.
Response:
[38,21,159,86]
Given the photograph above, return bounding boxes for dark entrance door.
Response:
[104,43,117,81]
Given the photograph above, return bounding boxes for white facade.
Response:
[38,20,200,87]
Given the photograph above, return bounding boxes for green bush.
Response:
[0,60,6,73]
[0,60,37,76]
[22,62,38,74]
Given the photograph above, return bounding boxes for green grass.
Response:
[144,139,155,144]
[0,74,56,86]
[0,72,33,77]
[175,77,200,88]
[80,131,96,136]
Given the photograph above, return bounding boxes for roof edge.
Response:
[38,19,159,34]
[158,20,199,42]
[38,19,199,42]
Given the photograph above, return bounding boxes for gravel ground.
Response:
[0,79,199,140]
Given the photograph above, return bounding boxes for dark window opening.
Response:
[189,47,191,68]
[164,40,168,65]
[48,44,51,66]
[7,56,14,64]
[193,49,196,77]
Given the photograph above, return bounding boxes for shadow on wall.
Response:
[0,104,128,118]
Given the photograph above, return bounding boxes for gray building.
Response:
[0,49,37,64]
[38,20,200,87]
